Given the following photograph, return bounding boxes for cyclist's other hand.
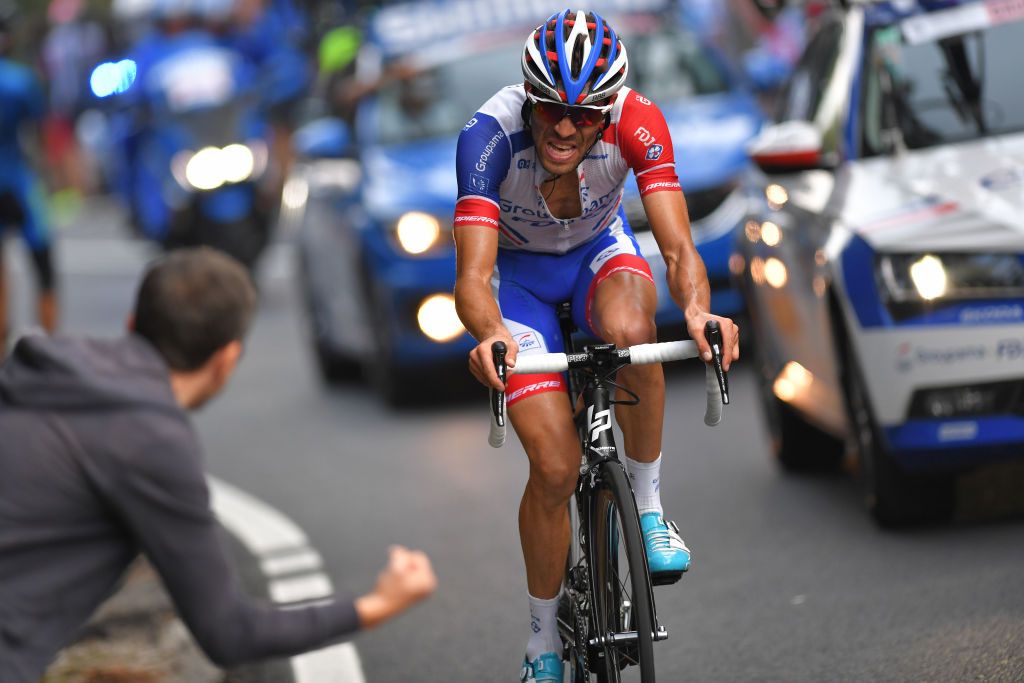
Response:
[469,333,518,391]
[685,311,740,372]
[357,545,437,629]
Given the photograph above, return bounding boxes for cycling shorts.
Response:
[494,209,654,406]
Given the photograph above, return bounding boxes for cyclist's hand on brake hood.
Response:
[684,308,740,372]
[469,332,518,391]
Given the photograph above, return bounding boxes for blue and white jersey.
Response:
[454,84,681,255]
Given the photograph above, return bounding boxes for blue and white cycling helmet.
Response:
[522,9,629,106]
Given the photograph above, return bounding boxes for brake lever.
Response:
[491,341,508,426]
[704,320,730,405]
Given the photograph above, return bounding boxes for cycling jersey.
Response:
[454,84,681,254]
[455,84,682,404]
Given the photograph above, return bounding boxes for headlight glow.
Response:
[878,252,1024,321]
[396,212,442,255]
[417,294,465,342]
[909,254,947,300]
[220,143,255,184]
[185,146,225,191]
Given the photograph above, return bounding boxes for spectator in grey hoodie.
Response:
[0,247,436,683]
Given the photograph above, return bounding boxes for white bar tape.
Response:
[703,364,724,426]
[511,352,569,374]
[627,340,700,365]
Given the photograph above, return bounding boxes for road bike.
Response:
[488,304,729,682]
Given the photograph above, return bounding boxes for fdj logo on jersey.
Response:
[645,144,664,161]
[587,405,611,443]
[634,127,656,147]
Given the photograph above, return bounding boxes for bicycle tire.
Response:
[560,495,590,682]
[588,461,656,682]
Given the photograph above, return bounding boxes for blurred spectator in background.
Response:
[227,0,312,193]
[0,0,58,352]
[40,0,107,205]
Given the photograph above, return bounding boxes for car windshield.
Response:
[862,17,1024,154]
[370,15,729,146]
[622,15,730,102]
[371,42,522,146]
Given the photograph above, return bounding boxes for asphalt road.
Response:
[9,200,1024,682]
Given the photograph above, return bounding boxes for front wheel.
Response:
[588,462,656,682]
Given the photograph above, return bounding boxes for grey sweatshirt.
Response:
[0,335,359,682]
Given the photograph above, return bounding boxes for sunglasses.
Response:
[527,92,613,128]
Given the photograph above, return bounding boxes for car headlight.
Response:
[877,253,1024,320]
[171,141,268,192]
[392,212,450,255]
[417,294,465,342]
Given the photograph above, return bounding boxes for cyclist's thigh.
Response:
[570,215,655,339]
[493,264,567,406]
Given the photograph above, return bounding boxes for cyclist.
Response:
[0,1,58,350]
[452,9,739,681]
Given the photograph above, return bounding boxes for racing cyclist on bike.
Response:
[453,9,739,681]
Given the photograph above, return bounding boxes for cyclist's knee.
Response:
[600,313,656,348]
[527,453,577,503]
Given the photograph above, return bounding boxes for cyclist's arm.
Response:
[453,110,517,389]
[454,225,516,389]
[619,90,739,367]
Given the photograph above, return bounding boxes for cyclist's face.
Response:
[530,103,606,176]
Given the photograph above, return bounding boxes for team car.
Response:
[289,0,765,403]
[736,0,1024,525]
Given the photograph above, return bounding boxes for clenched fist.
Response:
[356,546,437,628]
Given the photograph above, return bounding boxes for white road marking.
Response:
[208,477,366,683]
[262,549,325,577]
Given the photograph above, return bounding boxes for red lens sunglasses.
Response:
[527,92,614,128]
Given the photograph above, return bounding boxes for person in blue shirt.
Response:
[0,3,58,350]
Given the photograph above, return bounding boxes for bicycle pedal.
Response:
[651,570,684,586]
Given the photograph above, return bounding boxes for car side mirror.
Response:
[293,117,353,159]
[747,120,834,173]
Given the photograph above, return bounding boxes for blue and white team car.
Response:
[736,0,1024,525]
[289,0,765,403]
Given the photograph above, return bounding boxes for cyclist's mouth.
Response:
[545,141,578,164]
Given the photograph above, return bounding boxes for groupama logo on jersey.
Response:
[646,144,664,160]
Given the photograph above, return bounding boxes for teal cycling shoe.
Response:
[520,652,563,682]
[640,512,691,585]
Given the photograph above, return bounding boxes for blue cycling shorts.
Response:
[494,210,654,406]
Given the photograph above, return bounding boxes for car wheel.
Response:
[297,252,362,384]
[365,286,414,407]
[840,335,954,527]
[754,343,845,473]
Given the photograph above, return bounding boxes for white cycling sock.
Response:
[526,591,563,661]
[625,453,663,516]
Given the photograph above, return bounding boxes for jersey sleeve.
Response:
[616,91,682,197]
[454,112,510,230]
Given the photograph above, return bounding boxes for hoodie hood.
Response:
[0,335,178,412]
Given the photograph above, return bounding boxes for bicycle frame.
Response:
[559,306,666,664]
